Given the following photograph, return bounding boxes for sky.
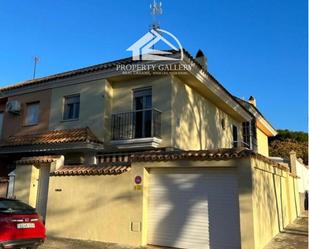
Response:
[0,0,307,131]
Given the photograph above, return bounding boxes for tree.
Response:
[269,129,308,164]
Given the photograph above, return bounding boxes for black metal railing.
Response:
[111,109,161,140]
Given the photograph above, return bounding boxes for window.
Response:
[232,125,238,148]
[242,122,250,148]
[133,88,152,138]
[242,120,257,151]
[63,95,80,120]
[0,112,3,137]
[25,102,39,126]
[221,118,226,130]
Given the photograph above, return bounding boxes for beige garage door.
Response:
[147,168,241,249]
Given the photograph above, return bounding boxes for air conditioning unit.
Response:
[5,100,21,114]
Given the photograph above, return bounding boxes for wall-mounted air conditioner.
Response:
[5,100,21,114]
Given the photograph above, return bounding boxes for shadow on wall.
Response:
[46,165,245,248]
[252,163,300,247]
[46,173,141,239]
[172,80,234,150]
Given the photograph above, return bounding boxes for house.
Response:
[0,49,300,249]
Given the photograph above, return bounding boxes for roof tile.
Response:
[130,148,290,171]
[16,155,62,165]
[131,148,252,162]
[1,127,103,147]
[51,164,131,176]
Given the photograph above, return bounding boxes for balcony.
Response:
[111,109,162,149]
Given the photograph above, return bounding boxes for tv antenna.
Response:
[150,0,163,30]
[32,56,40,79]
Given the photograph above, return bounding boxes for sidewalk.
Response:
[39,237,146,249]
[40,214,308,249]
[264,213,308,249]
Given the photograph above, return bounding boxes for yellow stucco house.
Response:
[0,49,300,249]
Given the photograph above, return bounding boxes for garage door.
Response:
[147,168,241,249]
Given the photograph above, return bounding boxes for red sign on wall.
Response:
[134,176,142,184]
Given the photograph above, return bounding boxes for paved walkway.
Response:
[264,213,308,249]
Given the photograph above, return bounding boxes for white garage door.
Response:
[147,168,241,249]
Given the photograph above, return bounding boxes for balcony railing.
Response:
[111,109,161,140]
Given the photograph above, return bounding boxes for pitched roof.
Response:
[0,57,134,92]
[16,155,62,165]
[0,49,252,121]
[51,164,131,176]
[1,127,103,147]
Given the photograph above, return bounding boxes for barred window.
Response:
[242,120,257,151]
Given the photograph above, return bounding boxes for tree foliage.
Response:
[269,129,308,164]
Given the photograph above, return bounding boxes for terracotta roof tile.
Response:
[1,127,103,147]
[131,147,253,162]
[131,148,290,171]
[51,148,289,176]
[51,164,131,176]
[0,50,185,92]
[16,155,62,165]
[97,154,131,164]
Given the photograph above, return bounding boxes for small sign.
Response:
[134,176,142,184]
[134,185,142,191]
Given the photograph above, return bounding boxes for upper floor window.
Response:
[133,88,152,138]
[232,125,238,148]
[25,102,40,126]
[63,95,80,120]
[242,120,257,151]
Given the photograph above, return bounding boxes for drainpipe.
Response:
[7,170,16,199]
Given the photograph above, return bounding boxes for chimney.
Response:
[289,150,297,175]
[195,49,208,71]
[249,96,256,107]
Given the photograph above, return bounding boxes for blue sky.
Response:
[0,0,307,131]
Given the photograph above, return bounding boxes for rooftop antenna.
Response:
[32,56,40,79]
[150,0,163,30]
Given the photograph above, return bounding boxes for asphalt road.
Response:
[39,238,147,249]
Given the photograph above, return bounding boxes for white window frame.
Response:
[25,102,40,126]
[63,94,80,121]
